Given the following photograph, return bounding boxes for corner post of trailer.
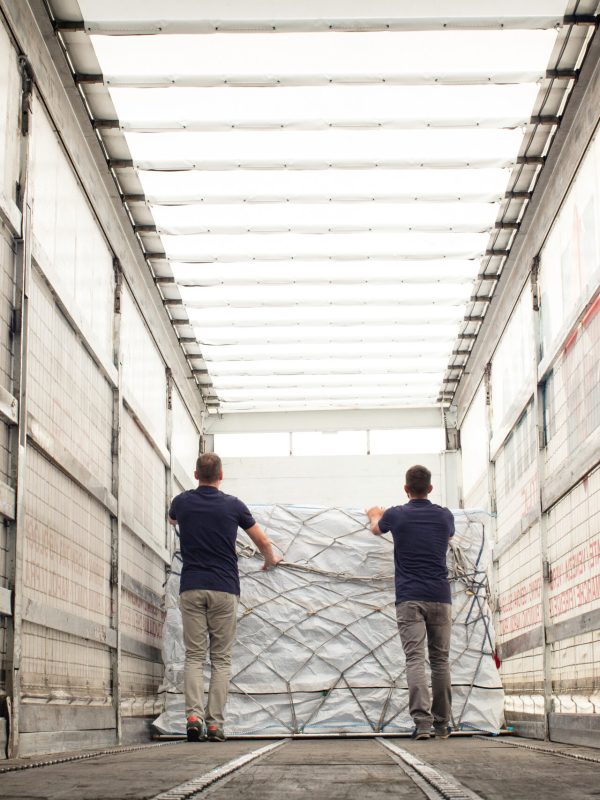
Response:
[6,52,34,759]
[110,257,124,744]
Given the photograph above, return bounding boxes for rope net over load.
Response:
[154,505,503,735]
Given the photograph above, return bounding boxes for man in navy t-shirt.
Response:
[366,464,454,740]
[169,452,281,742]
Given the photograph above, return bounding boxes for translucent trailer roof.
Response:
[48,0,599,413]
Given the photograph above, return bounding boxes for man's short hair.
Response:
[196,452,222,483]
[405,465,431,496]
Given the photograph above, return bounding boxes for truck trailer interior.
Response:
[0,2,599,798]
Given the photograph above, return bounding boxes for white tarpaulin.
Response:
[154,505,503,735]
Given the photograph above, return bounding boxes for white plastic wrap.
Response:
[154,505,503,735]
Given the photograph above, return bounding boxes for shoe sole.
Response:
[187,727,207,742]
[414,733,430,740]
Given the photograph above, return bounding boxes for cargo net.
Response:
[154,505,503,736]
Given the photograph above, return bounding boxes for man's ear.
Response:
[219,470,224,481]
[194,469,199,480]
[427,484,433,494]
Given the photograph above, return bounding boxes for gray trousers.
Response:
[180,589,238,727]
[396,601,452,731]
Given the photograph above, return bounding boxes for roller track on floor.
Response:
[150,739,288,800]
[473,734,600,764]
[376,738,484,800]
[0,739,183,774]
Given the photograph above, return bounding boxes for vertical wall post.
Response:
[530,256,553,740]
[165,368,174,555]
[442,404,460,508]
[5,56,33,760]
[110,259,123,744]
[482,363,500,652]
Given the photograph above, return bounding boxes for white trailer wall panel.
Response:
[20,620,112,705]
[121,410,167,549]
[21,447,113,704]
[547,467,600,699]
[27,271,114,487]
[121,287,167,447]
[29,107,114,363]
[221,453,445,509]
[120,528,167,715]
[0,234,13,569]
[460,383,489,510]
[171,388,200,486]
[495,524,544,697]
[490,290,535,449]
[494,402,538,545]
[0,233,13,484]
[0,21,20,231]
[23,447,112,628]
[539,133,600,364]
[544,299,600,483]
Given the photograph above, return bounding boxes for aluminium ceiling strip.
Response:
[65,0,579,33]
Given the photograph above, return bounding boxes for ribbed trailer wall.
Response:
[0,14,21,756]
[0,4,204,758]
[456,31,600,748]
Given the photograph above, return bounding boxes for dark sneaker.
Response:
[411,728,430,740]
[434,725,452,739]
[207,725,226,742]
[186,716,207,742]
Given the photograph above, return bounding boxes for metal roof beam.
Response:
[158,275,478,288]
[142,223,494,235]
[74,70,556,87]
[53,6,598,35]
[124,192,506,204]
[146,252,483,262]
[195,363,451,377]
[95,115,540,132]
[109,156,523,171]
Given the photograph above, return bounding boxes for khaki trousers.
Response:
[396,601,452,731]
[180,589,238,726]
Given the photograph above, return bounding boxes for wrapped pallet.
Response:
[154,505,503,735]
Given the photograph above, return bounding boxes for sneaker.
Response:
[186,716,207,742]
[207,725,226,742]
[434,725,452,739]
[411,728,430,740]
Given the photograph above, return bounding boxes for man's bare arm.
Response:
[365,506,386,536]
[245,523,283,570]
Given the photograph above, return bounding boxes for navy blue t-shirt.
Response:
[169,486,255,596]
[378,499,454,604]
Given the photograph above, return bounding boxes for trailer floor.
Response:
[1,737,599,800]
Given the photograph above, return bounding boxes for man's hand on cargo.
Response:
[245,523,283,570]
[262,554,283,571]
[365,505,386,535]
